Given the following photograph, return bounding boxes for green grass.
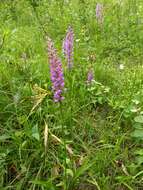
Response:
[1,0,143,189]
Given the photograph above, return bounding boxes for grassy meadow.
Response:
[1,0,143,189]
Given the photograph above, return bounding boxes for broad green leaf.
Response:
[133,123,143,129]
[66,169,74,177]
[0,135,10,142]
[136,156,143,165]
[32,125,40,141]
[30,180,55,189]
[134,116,143,123]
[131,130,143,139]
[134,149,143,155]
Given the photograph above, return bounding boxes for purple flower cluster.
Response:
[96,3,103,24]
[46,26,95,102]
[87,69,94,83]
[63,26,74,69]
[47,37,65,102]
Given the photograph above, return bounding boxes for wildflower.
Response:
[96,3,103,24]
[87,69,94,83]
[21,52,27,62]
[75,38,80,42]
[119,64,124,70]
[13,93,20,105]
[130,107,140,113]
[63,26,74,69]
[47,37,65,102]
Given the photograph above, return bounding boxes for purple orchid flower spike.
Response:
[47,37,65,103]
[63,26,74,69]
[96,3,104,25]
[87,69,94,84]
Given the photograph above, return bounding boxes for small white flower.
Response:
[130,107,140,113]
[13,93,20,104]
[75,39,80,42]
[119,64,124,70]
[132,99,140,105]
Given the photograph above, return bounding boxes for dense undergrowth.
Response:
[1,0,143,189]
